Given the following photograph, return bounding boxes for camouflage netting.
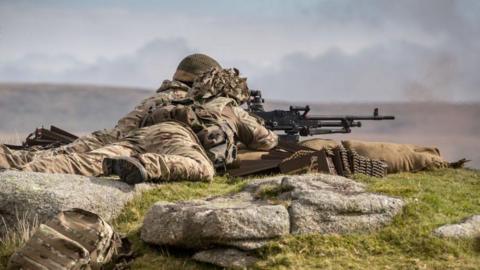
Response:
[190,68,250,104]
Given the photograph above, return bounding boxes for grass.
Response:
[1,169,479,269]
[255,168,480,269]
[0,212,39,268]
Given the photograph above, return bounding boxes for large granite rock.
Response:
[0,170,152,235]
[141,199,290,249]
[434,215,480,238]
[279,175,403,234]
[141,173,404,268]
[242,174,404,235]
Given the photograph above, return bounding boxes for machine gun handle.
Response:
[289,105,310,117]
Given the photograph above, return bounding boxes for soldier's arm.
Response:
[114,94,157,135]
[228,106,278,151]
[115,89,188,135]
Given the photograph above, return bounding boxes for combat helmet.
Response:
[173,53,222,83]
[190,67,250,104]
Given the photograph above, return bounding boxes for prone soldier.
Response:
[2,67,278,183]
[0,53,222,170]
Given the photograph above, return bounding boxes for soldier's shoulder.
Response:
[156,80,190,93]
[201,97,238,111]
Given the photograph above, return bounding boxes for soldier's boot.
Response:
[103,156,148,185]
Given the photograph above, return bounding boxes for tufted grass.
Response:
[0,213,39,268]
[1,169,479,269]
[113,168,480,269]
[255,168,480,269]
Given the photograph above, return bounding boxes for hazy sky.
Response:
[0,0,479,102]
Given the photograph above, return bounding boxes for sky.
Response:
[0,0,479,102]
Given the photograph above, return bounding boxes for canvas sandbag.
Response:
[237,149,269,161]
[341,139,448,173]
[299,138,340,151]
[7,208,121,270]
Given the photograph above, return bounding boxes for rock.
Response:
[243,174,404,234]
[141,173,404,254]
[279,175,404,234]
[434,215,480,238]
[192,248,258,269]
[141,199,290,249]
[223,239,269,251]
[0,170,154,235]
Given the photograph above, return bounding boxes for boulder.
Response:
[434,215,480,238]
[278,175,404,234]
[141,173,404,253]
[192,248,258,269]
[141,199,290,249]
[0,170,153,235]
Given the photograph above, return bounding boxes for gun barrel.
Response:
[305,108,394,121]
[306,115,395,121]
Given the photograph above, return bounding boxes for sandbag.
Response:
[341,140,448,173]
[299,138,340,151]
[236,149,269,161]
[8,208,121,270]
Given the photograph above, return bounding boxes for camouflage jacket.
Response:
[200,97,278,151]
[136,96,278,168]
[138,68,278,152]
[115,80,190,135]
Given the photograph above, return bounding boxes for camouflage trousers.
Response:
[0,128,121,170]
[1,122,214,182]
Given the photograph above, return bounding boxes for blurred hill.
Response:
[0,83,478,168]
[0,83,150,132]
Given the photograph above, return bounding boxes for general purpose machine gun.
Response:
[247,90,395,142]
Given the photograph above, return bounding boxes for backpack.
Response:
[7,208,121,270]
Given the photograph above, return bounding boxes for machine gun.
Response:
[247,90,395,142]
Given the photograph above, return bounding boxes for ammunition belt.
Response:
[332,145,387,178]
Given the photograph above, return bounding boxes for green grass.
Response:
[254,168,480,269]
[2,169,480,269]
[0,213,39,268]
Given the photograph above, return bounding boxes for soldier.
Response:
[6,67,278,183]
[104,67,278,183]
[0,53,222,170]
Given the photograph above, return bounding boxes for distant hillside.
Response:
[0,83,478,168]
[0,83,150,132]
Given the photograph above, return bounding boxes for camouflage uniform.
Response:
[0,54,221,170]
[188,67,277,151]
[0,82,189,170]
[102,67,278,183]
[20,121,215,182]
[11,68,277,183]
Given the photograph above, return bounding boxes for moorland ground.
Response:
[1,169,479,269]
[1,83,479,269]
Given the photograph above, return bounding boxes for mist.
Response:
[0,0,479,102]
